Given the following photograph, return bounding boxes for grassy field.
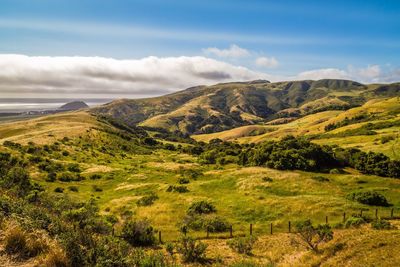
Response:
[1,110,400,266]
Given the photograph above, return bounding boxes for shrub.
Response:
[92,185,103,192]
[344,216,366,228]
[182,215,229,232]
[262,177,273,182]
[177,236,207,263]
[62,151,70,156]
[121,220,156,246]
[166,185,189,193]
[178,177,190,184]
[4,225,27,255]
[68,186,79,192]
[294,220,333,252]
[227,236,257,255]
[59,172,82,182]
[311,176,330,182]
[187,201,216,215]
[42,247,69,267]
[346,190,390,206]
[90,174,102,180]
[54,187,64,193]
[46,172,57,182]
[130,249,170,267]
[371,219,395,230]
[67,163,81,173]
[137,193,159,206]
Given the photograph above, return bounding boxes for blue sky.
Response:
[0,0,399,97]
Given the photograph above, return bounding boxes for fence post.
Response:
[112,227,115,236]
[183,226,187,236]
[375,209,378,219]
[343,212,346,222]
[159,231,162,243]
[288,221,291,233]
[325,216,328,224]
[391,208,394,218]
[360,210,363,217]
[250,224,253,236]
[270,223,273,235]
[230,225,233,238]
[207,227,209,238]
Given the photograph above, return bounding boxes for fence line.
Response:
[154,207,399,243]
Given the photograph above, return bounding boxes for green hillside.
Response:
[93,79,400,135]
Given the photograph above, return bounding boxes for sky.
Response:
[0,0,399,98]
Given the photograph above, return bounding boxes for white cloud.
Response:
[294,65,400,83]
[295,68,349,80]
[0,54,269,97]
[255,56,279,68]
[0,54,398,98]
[203,44,250,58]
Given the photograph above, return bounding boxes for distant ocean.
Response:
[0,98,113,113]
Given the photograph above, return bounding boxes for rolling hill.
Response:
[92,79,397,134]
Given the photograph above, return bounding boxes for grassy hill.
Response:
[92,79,400,135]
[193,97,400,160]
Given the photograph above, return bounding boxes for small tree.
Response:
[294,220,333,252]
[176,236,207,263]
[121,220,156,246]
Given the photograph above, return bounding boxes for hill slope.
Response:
[93,79,395,134]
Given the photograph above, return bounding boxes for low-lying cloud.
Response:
[0,54,268,97]
[0,54,398,98]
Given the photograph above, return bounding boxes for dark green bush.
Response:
[187,201,216,215]
[178,177,190,184]
[121,220,156,246]
[46,172,57,182]
[54,187,64,193]
[311,176,330,182]
[166,185,189,193]
[344,216,366,228]
[227,236,257,255]
[177,236,207,263]
[371,219,395,230]
[262,177,273,182]
[68,186,79,192]
[346,190,390,206]
[136,193,159,206]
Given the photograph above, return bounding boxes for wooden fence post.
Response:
[250,224,253,236]
[288,221,291,233]
[230,225,233,238]
[360,210,363,217]
[391,208,394,218]
[325,216,328,224]
[183,226,187,236]
[112,227,115,236]
[343,212,346,222]
[375,209,378,219]
[207,227,209,238]
[270,223,273,235]
[159,231,162,243]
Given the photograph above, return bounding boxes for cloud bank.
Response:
[0,54,268,97]
[0,54,398,98]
